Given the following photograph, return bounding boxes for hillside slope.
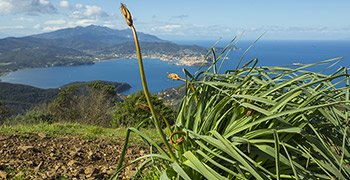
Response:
[0,81,131,114]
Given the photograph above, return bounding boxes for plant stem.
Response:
[130,25,178,163]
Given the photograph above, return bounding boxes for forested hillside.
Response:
[0,81,131,114]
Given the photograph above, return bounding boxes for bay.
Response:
[1,40,349,94]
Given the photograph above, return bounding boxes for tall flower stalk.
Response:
[119,3,177,163]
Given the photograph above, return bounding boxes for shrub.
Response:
[48,81,117,127]
[11,106,54,125]
[0,101,10,124]
[112,90,176,128]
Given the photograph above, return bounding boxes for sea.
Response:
[1,40,349,94]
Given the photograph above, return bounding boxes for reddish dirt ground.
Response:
[0,133,148,179]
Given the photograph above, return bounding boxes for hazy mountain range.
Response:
[30,25,166,44]
[0,25,209,75]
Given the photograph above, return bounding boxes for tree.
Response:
[48,81,118,127]
[112,90,176,128]
[48,85,80,122]
[0,101,10,124]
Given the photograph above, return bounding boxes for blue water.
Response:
[1,40,349,94]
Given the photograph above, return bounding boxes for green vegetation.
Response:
[116,41,350,179]
[0,123,161,143]
[112,90,176,127]
[159,84,186,108]
[0,82,59,113]
[0,101,10,124]
[47,81,117,127]
[0,62,12,66]
[0,40,93,75]
[0,80,131,114]
[1,5,349,180]
[114,5,350,178]
[1,80,173,130]
[2,81,116,127]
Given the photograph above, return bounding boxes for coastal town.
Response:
[94,52,211,66]
[92,44,240,67]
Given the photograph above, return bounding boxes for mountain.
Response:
[30,25,166,44]
[0,25,220,75]
[0,36,94,74]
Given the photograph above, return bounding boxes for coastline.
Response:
[92,53,212,66]
[0,53,209,80]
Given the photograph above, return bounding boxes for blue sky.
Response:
[0,0,349,41]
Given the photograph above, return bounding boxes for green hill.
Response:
[0,81,131,114]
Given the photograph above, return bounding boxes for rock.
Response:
[0,170,8,179]
[101,166,108,173]
[67,160,81,167]
[69,150,78,157]
[34,162,43,172]
[38,172,48,179]
[71,169,80,177]
[15,171,24,177]
[27,160,34,166]
[55,162,64,170]
[88,151,101,161]
[38,133,47,139]
[18,145,34,151]
[107,169,115,176]
[0,136,7,141]
[85,167,98,178]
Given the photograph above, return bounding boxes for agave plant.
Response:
[113,4,350,180]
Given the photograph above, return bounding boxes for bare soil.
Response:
[0,133,148,179]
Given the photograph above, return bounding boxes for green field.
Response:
[0,62,12,66]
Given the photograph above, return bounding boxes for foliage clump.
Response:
[0,101,10,124]
[47,81,117,127]
[3,81,120,127]
[113,38,350,179]
[112,90,176,128]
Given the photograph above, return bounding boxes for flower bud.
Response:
[120,3,133,26]
[168,73,186,81]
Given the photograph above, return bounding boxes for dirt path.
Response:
[0,133,147,179]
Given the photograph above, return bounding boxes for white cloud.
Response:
[41,19,97,32]
[14,17,35,22]
[45,19,66,25]
[72,19,97,26]
[69,5,110,19]
[102,21,116,29]
[75,4,83,9]
[33,24,41,30]
[0,25,25,29]
[39,0,49,5]
[0,0,56,15]
[172,14,188,19]
[247,26,330,33]
[59,0,70,9]
[152,25,181,32]
[42,26,63,32]
[0,1,12,14]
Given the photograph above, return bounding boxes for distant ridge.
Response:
[0,25,215,76]
[30,25,167,44]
